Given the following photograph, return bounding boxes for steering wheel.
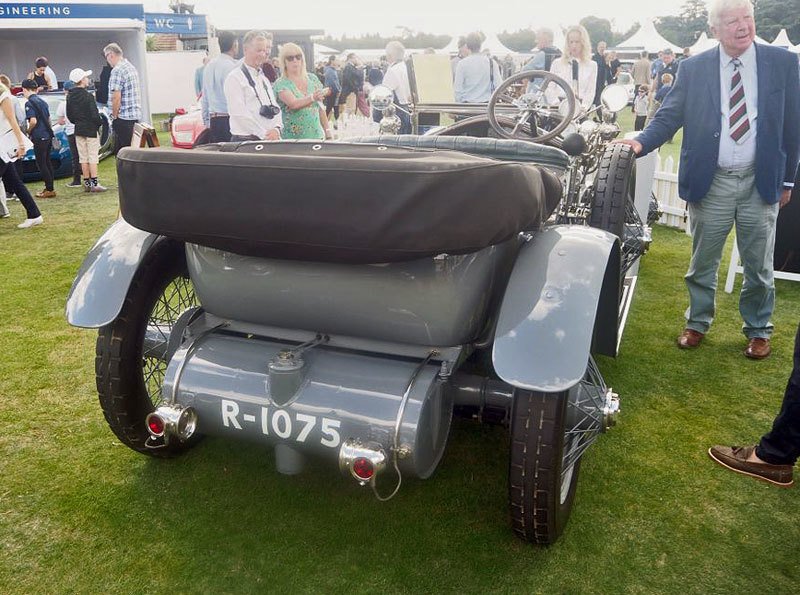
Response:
[488,70,577,143]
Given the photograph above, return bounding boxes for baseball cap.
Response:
[63,80,76,91]
[69,67,92,83]
[21,79,39,90]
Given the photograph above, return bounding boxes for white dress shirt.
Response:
[382,61,411,105]
[224,63,283,138]
[547,57,598,112]
[717,43,758,169]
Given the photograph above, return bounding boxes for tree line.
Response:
[317,0,798,52]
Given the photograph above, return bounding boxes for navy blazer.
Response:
[636,44,800,204]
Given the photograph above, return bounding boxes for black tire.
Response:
[95,238,199,457]
[589,143,636,240]
[508,389,580,545]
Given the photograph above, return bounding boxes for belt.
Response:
[209,112,229,118]
[717,165,755,176]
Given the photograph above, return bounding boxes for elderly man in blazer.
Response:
[619,0,800,359]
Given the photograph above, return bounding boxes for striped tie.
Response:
[729,58,750,143]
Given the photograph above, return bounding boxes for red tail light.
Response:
[352,457,374,480]
[147,414,165,436]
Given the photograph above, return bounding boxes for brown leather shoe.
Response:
[744,337,771,359]
[35,189,57,199]
[708,445,793,487]
[677,328,704,349]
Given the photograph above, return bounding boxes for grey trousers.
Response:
[685,167,779,338]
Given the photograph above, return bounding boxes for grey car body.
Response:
[66,137,623,545]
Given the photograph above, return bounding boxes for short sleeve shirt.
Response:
[273,74,325,140]
[25,94,52,140]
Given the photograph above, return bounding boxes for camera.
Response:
[260,105,281,119]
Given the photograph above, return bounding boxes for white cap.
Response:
[69,67,92,83]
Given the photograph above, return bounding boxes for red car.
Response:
[170,105,206,149]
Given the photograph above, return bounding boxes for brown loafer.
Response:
[744,337,771,360]
[708,445,793,487]
[677,328,704,349]
[35,189,57,199]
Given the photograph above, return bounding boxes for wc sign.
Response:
[145,12,207,35]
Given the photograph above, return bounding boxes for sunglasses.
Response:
[286,54,303,62]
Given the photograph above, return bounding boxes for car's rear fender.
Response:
[492,225,620,393]
[66,218,163,328]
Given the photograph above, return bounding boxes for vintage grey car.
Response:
[66,116,631,543]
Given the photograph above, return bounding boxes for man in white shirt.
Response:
[454,32,501,103]
[381,40,412,133]
[224,30,282,141]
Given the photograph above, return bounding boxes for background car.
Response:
[20,90,114,182]
[170,104,206,149]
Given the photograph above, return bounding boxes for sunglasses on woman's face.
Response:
[286,55,303,62]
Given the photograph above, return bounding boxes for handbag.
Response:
[0,126,33,163]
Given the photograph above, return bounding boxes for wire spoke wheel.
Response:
[95,239,200,456]
[141,275,198,407]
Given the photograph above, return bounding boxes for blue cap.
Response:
[63,80,76,90]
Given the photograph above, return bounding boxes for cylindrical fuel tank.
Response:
[163,332,452,479]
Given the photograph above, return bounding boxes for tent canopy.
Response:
[689,32,717,55]
[771,29,793,47]
[314,43,339,55]
[614,20,681,53]
[440,35,460,54]
[439,32,515,56]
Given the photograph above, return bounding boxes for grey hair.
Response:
[243,30,272,47]
[708,0,754,27]
[385,40,405,62]
[103,43,123,57]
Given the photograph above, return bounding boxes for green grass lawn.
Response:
[1,133,798,594]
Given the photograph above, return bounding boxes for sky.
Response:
[139,0,687,37]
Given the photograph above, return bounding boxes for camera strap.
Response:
[240,64,277,108]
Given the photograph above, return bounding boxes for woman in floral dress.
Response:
[274,43,332,140]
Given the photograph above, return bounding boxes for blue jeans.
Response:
[685,167,779,338]
[757,322,800,465]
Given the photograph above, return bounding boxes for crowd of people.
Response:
[197,31,416,143]
[1,43,144,228]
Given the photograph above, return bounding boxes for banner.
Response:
[145,12,207,35]
[0,3,144,19]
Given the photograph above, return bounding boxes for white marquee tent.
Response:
[440,36,460,54]
[482,31,515,57]
[314,43,340,56]
[771,29,794,47]
[439,32,515,56]
[689,32,717,55]
[614,20,681,54]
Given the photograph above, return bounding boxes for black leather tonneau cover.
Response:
[117,141,561,264]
